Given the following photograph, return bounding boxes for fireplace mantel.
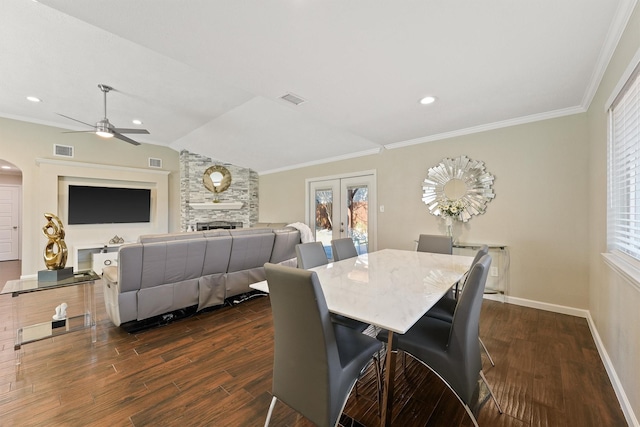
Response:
[189,201,244,210]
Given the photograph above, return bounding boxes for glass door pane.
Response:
[309,180,339,260]
[345,184,368,254]
[341,175,375,255]
[308,174,376,260]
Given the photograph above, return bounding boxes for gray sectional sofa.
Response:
[102,227,300,327]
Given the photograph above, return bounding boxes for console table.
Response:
[1,270,99,362]
[73,243,124,271]
[453,242,509,301]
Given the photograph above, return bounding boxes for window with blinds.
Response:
[609,63,640,260]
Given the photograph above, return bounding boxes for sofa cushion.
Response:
[138,231,207,243]
[140,239,206,289]
[227,233,276,272]
[270,228,300,264]
[117,244,143,293]
[202,236,233,275]
[230,228,273,236]
[202,229,232,238]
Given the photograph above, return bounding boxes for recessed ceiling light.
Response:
[419,96,437,105]
[132,119,143,125]
[26,96,42,103]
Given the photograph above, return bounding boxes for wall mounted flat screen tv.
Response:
[68,185,151,225]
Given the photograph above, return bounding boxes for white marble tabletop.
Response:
[252,248,473,334]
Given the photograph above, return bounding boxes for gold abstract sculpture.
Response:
[42,213,68,270]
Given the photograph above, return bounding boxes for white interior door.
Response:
[307,172,376,260]
[0,185,20,261]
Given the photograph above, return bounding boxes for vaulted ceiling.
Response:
[1,1,636,174]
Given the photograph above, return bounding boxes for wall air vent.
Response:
[54,144,74,158]
[148,158,162,168]
[280,93,306,106]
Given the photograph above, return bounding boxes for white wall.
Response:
[0,117,181,275]
[38,158,170,267]
[260,4,640,421]
[260,114,590,308]
[587,3,640,423]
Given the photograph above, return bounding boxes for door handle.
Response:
[13,226,18,230]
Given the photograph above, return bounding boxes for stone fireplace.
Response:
[180,150,258,231]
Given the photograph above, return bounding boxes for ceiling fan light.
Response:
[95,119,113,138]
[96,130,114,138]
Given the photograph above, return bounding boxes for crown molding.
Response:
[384,106,585,150]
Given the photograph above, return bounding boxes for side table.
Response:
[1,270,99,363]
[453,242,510,301]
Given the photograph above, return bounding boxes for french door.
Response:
[307,172,376,260]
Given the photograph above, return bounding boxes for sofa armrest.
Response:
[102,265,118,284]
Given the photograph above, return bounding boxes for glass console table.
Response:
[453,243,509,302]
[1,270,99,358]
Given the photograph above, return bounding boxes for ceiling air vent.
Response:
[54,144,74,158]
[280,93,306,106]
[148,158,162,168]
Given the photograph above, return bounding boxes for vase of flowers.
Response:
[444,216,453,237]
[437,198,466,238]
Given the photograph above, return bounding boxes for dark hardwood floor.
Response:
[0,261,627,426]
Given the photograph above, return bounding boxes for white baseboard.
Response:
[482,293,505,303]
[502,295,638,427]
[586,312,639,427]
[504,295,590,318]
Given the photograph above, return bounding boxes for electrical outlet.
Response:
[490,267,499,277]
[379,205,385,213]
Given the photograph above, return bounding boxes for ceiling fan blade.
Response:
[113,132,141,146]
[112,128,150,134]
[57,113,95,128]
[62,130,98,134]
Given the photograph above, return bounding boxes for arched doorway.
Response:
[0,159,22,262]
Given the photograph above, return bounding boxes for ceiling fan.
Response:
[58,84,149,146]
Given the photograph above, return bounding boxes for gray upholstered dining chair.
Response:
[296,241,369,333]
[331,237,358,261]
[264,263,382,427]
[328,238,371,334]
[416,234,456,302]
[377,255,502,427]
[295,242,329,269]
[416,234,453,254]
[426,244,495,366]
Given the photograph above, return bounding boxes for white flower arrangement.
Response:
[438,198,466,220]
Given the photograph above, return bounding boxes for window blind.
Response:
[609,64,640,260]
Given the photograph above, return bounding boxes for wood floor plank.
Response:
[0,268,628,426]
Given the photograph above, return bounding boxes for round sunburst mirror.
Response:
[203,165,232,200]
[422,155,495,222]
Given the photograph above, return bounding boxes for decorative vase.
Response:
[444,216,453,238]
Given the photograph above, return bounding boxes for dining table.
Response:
[251,248,474,427]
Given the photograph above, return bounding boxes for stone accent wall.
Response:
[180,150,258,231]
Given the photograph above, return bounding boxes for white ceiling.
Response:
[0,0,635,174]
